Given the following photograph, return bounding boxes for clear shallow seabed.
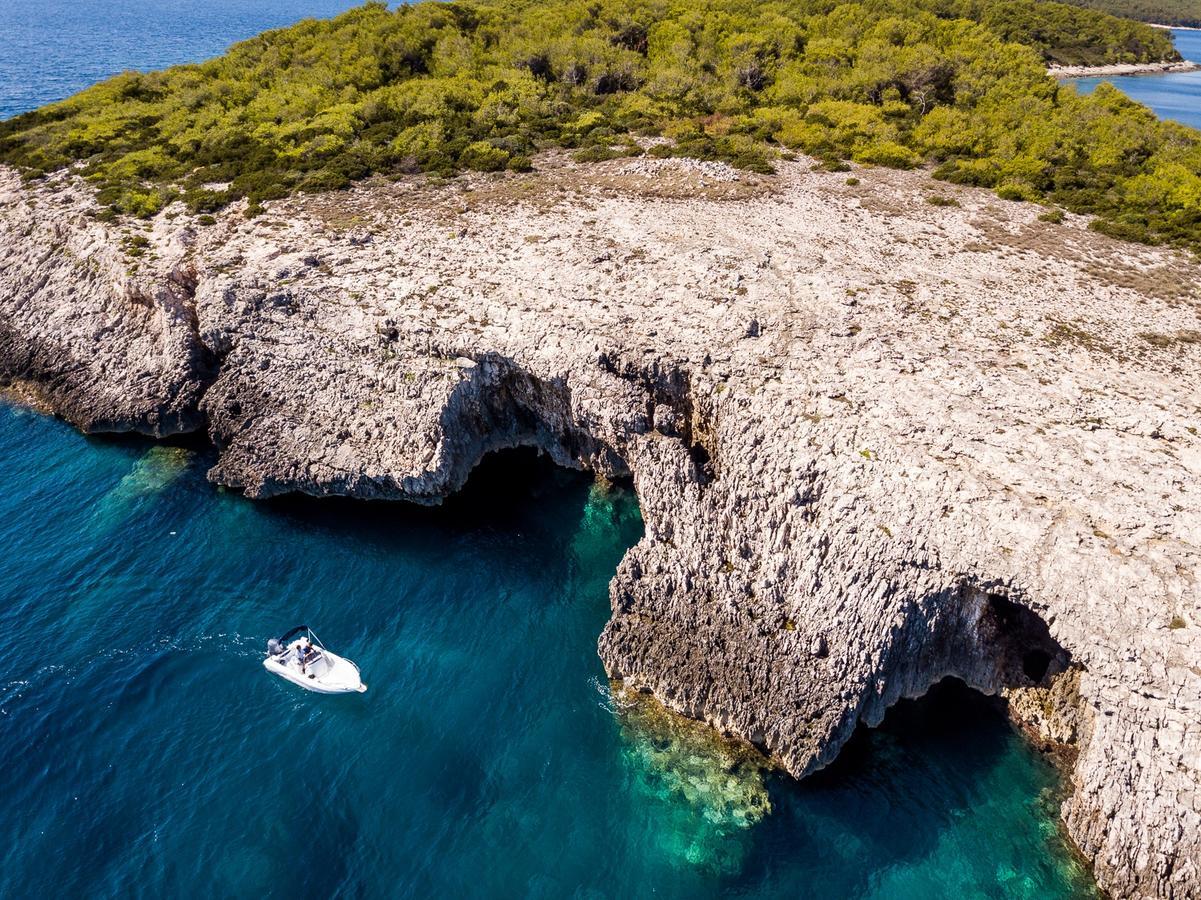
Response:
[0,2,1100,896]
[1072,28,1201,129]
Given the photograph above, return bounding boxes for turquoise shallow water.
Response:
[0,3,1098,896]
[1071,29,1201,129]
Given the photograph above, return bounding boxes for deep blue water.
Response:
[1072,29,1201,129]
[0,0,365,119]
[0,3,1097,897]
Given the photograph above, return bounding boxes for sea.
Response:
[0,1,1129,897]
[1071,28,1201,129]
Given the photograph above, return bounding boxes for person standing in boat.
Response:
[297,638,309,674]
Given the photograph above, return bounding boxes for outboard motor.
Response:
[267,638,283,657]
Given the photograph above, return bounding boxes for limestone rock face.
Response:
[0,185,211,435]
[2,156,1199,899]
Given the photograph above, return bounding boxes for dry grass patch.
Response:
[1083,261,1199,305]
[972,214,1199,305]
[1043,319,1117,356]
[1139,329,1201,349]
[970,217,1077,261]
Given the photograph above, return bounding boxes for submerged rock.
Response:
[1,154,1198,898]
[120,446,192,495]
[610,681,771,872]
[92,445,193,527]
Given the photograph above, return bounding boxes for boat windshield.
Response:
[290,642,330,676]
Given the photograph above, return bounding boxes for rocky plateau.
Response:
[1,154,1198,898]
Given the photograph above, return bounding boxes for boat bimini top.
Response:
[264,625,367,694]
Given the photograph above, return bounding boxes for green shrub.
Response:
[1089,216,1157,243]
[459,141,510,172]
[573,145,626,162]
[997,182,1042,203]
[117,189,170,218]
[937,0,1181,64]
[818,157,852,173]
[853,141,920,169]
[121,233,151,257]
[183,188,230,213]
[1066,0,1200,28]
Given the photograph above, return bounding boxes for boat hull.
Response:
[263,647,367,694]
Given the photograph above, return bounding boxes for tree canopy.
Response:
[1065,0,1201,28]
[0,0,1198,249]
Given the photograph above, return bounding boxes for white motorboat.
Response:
[263,625,367,694]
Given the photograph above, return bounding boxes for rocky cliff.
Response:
[2,155,1198,898]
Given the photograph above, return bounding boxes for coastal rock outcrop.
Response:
[1048,59,1201,77]
[0,194,211,435]
[1,155,1198,898]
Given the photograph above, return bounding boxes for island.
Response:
[1,1,1198,897]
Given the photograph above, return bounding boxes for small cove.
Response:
[1069,28,1201,128]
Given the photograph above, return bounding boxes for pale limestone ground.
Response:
[1,154,1199,898]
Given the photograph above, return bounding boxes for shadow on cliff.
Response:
[258,446,637,537]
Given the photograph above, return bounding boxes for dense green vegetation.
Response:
[1,0,1199,250]
[1065,0,1201,28]
[938,0,1181,62]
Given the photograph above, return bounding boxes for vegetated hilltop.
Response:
[1065,0,1201,28]
[0,0,1197,249]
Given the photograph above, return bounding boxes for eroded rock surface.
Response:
[2,155,1198,898]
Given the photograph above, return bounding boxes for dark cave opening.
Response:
[688,439,713,485]
[982,591,1072,689]
[1023,648,1053,683]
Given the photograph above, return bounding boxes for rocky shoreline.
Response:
[1,155,1199,898]
[1049,58,1201,77]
